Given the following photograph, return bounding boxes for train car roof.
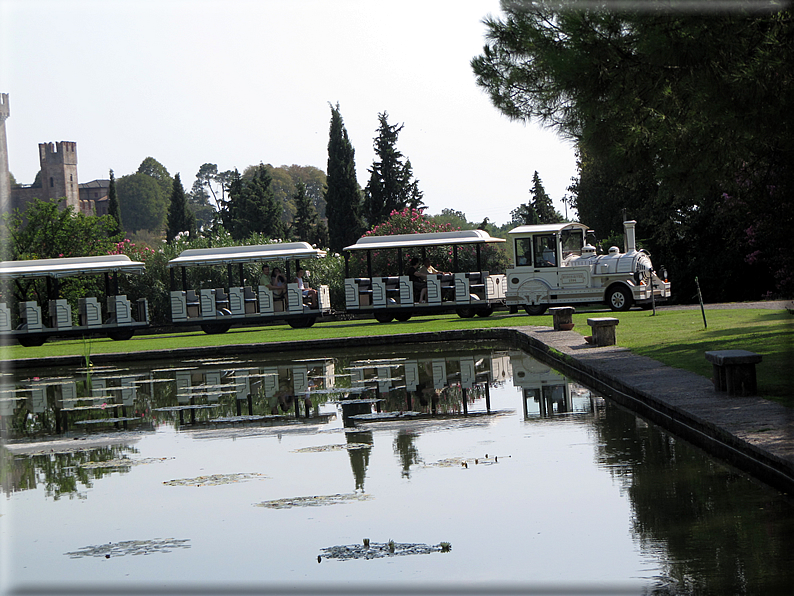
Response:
[0,254,146,279]
[508,222,590,236]
[343,230,505,252]
[167,242,326,267]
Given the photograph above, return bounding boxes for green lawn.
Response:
[4,307,792,405]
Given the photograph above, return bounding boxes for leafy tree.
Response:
[325,103,364,252]
[291,181,318,243]
[472,3,794,299]
[363,112,424,227]
[192,163,235,214]
[106,169,123,236]
[137,157,173,198]
[1,198,123,318]
[186,185,215,232]
[431,208,470,230]
[166,173,195,242]
[115,172,168,233]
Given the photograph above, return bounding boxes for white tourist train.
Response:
[342,229,507,322]
[0,254,149,346]
[167,242,331,333]
[2,221,672,346]
[506,220,671,314]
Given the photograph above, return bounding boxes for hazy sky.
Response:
[1,0,578,225]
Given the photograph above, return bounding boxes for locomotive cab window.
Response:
[533,235,557,267]
[561,229,585,259]
[515,238,532,266]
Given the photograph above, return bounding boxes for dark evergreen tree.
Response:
[530,171,563,224]
[472,4,794,298]
[314,219,330,249]
[227,164,284,240]
[363,112,424,227]
[107,169,123,236]
[510,202,539,226]
[325,103,364,252]
[291,181,318,243]
[166,173,195,242]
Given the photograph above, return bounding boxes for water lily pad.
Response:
[65,538,190,558]
[292,443,371,453]
[254,492,372,509]
[319,541,450,561]
[163,472,268,487]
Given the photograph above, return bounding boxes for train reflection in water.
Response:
[1,347,601,441]
[0,345,603,498]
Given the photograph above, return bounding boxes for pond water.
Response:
[1,341,792,595]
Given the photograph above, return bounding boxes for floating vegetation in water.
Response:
[65,538,191,558]
[80,457,173,469]
[424,454,505,468]
[318,540,451,561]
[163,472,267,487]
[255,492,372,509]
[292,443,371,453]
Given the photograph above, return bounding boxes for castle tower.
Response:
[0,93,10,215]
[39,141,79,210]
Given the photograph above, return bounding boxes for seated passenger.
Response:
[405,257,427,302]
[260,264,286,298]
[295,268,318,308]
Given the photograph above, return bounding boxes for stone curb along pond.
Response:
[8,324,794,496]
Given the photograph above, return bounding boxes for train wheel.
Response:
[456,307,476,319]
[107,328,135,341]
[524,305,547,316]
[476,306,494,317]
[394,312,412,322]
[374,311,394,323]
[201,321,232,334]
[18,335,46,347]
[607,286,633,311]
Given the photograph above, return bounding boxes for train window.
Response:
[533,235,557,267]
[515,238,532,266]
[561,229,585,258]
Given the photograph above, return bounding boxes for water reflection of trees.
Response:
[1,444,139,499]
[346,431,372,491]
[393,430,420,478]
[592,403,794,595]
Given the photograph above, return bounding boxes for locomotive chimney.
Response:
[623,220,637,254]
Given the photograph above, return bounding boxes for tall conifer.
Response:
[166,173,194,242]
[107,169,123,236]
[363,112,424,227]
[325,103,363,252]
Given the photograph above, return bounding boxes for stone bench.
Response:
[586,317,619,346]
[705,350,762,396]
[549,306,575,331]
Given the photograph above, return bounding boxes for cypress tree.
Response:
[107,169,123,236]
[166,173,194,242]
[325,103,364,252]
